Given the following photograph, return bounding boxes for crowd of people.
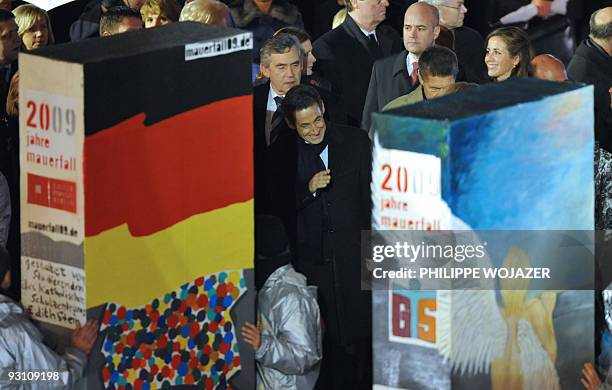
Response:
[0,0,611,389]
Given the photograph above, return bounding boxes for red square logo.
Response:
[27,173,77,213]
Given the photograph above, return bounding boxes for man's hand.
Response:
[308,169,331,193]
[241,321,261,351]
[71,320,99,354]
[581,362,602,390]
[532,0,552,17]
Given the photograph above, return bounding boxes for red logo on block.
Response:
[27,173,77,213]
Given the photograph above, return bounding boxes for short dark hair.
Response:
[590,8,612,39]
[0,9,15,23]
[281,85,324,127]
[274,26,311,43]
[418,46,459,79]
[100,6,142,35]
[259,33,303,68]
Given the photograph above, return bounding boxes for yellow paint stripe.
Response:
[84,200,253,308]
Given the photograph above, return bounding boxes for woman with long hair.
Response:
[485,26,533,82]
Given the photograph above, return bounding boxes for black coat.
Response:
[253,82,347,215]
[295,124,372,346]
[266,122,372,345]
[312,14,402,128]
[453,26,488,84]
[567,39,612,152]
[362,50,416,130]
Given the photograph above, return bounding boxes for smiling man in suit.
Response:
[253,33,303,216]
[361,1,439,130]
[268,84,372,389]
[254,33,347,217]
[312,0,402,127]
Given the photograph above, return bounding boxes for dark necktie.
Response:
[270,96,284,145]
[366,33,383,59]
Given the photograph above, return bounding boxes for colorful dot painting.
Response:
[99,271,246,390]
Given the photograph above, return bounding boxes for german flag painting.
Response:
[19,23,255,389]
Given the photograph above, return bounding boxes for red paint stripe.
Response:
[84,95,253,237]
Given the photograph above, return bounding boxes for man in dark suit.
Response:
[269,85,372,389]
[421,0,487,83]
[312,0,402,127]
[254,33,346,216]
[362,2,439,130]
[567,7,612,152]
[253,34,304,215]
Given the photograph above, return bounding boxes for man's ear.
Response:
[417,71,424,85]
[433,25,440,40]
[260,64,271,79]
[320,101,326,116]
[1,271,11,290]
[102,31,112,37]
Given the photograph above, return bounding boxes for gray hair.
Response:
[590,8,612,39]
[259,33,303,68]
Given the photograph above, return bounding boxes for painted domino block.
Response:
[370,79,594,390]
[19,23,255,389]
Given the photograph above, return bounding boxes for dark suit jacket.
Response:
[313,14,402,128]
[298,124,372,346]
[253,82,347,215]
[361,50,416,130]
[453,26,488,84]
[265,122,372,345]
[567,39,612,152]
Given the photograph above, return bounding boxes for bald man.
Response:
[362,2,439,130]
[568,7,612,151]
[532,54,567,81]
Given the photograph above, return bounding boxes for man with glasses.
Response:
[420,0,488,83]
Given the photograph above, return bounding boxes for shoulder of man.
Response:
[454,26,484,42]
[383,88,422,111]
[253,81,269,96]
[313,20,356,49]
[377,22,401,39]
[567,42,600,80]
[373,51,402,70]
[331,123,371,144]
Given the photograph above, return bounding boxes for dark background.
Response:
[34,0,612,46]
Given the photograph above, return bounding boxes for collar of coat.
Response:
[392,50,409,77]
[231,0,300,27]
[586,38,612,61]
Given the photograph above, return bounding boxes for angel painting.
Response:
[437,246,560,390]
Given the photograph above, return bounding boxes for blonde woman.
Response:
[13,4,54,50]
[179,0,229,26]
[7,5,54,117]
[140,0,180,28]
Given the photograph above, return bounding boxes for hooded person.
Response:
[0,246,99,388]
[241,215,322,390]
